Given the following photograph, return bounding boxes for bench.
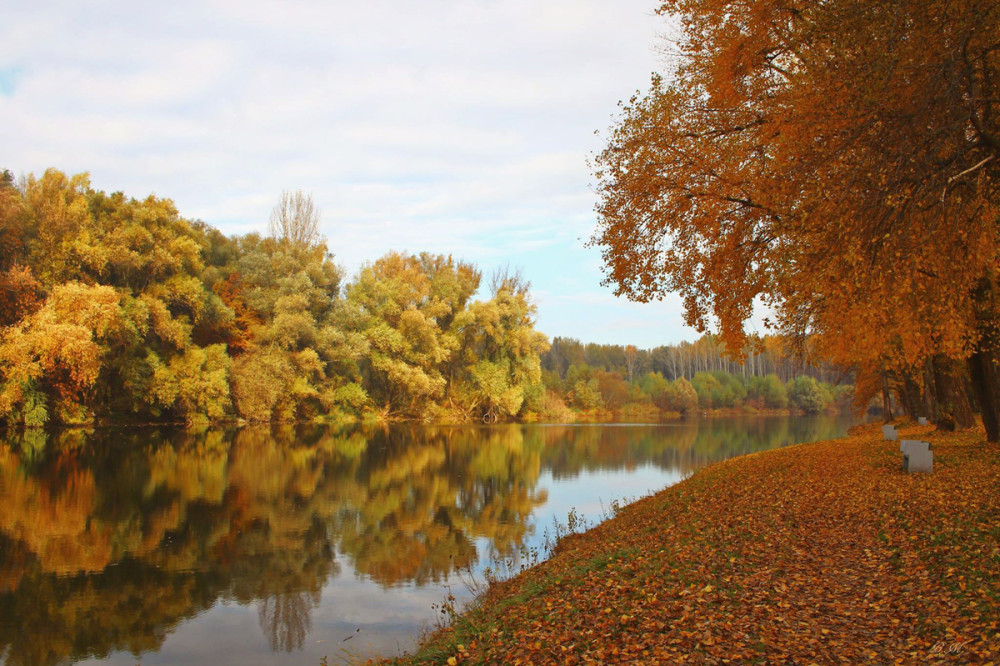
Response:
[899,439,933,473]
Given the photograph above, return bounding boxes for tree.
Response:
[0,168,561,427]
[346,252,474,416]
[664,377,698,414]
[623,344,639,383]
[150,344,233,424]
[592,0,1000,439]
[268,190,323,249]
[488,263,530,298]
[454,280,549,421]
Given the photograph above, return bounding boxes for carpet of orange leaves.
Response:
[397,423,1000,664]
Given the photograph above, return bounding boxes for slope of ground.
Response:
[394,423,1000,664]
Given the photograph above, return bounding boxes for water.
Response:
[0,416,853,665]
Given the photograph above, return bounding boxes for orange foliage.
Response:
[213,272,259,354]
[0,448,112,574]
[0,265,43,326]
[0,283,125,418]
[591,0,1000,375]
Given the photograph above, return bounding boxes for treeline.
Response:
[536,361,852,420]
[534,336,853,420]
[0,169,548,426]
[543,335,846,384]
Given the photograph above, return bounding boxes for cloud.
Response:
[1,0,701,347]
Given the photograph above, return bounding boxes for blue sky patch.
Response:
[0,67,21,97]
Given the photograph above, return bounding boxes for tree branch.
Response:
[947,155,995,184]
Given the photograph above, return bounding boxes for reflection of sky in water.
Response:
[533,465,685,528]
[77,452,688,665]
[48,417,855,665]
[76,562,457,665]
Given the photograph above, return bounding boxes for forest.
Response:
[538,336,852,420]
[0,169,546,426]
[0,168,853,428]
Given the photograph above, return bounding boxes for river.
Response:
[0,416,853,665]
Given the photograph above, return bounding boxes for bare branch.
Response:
[268,190,324,248]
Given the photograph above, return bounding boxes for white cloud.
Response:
[1,0,700,347]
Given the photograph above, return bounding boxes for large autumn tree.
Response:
[592,0,1000,438]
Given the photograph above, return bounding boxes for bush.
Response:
[788,376,829,414]
[747,374,789,409]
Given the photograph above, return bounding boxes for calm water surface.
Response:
[0,417,853,665]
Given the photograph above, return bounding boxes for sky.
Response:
[0,0,705,349]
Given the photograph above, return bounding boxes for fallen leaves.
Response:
[394,423,1000,664]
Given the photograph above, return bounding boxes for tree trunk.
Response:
[922,357,937,424]
[900,372,924,420]
[968,349,1000,442]
[881,371,894,422]
[932,354,975,431]
[967,278,1000,443]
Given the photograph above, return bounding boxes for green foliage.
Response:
[151,344,233,422]
[455,282,549,420]
[230,349,294,421]
[747,374,789,409]
[788,376,830,415]
[470,359,523,417]
[346,252,462,415]
[15,381,48,427]
[691,371,747,409]
[540,357,844,420]
[638,371,671,407]
[692,372,722,409]
[572,378,604,410]
[329,382,370,413]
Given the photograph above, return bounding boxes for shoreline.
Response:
[0,407,850,435]
[387,421,1000,664]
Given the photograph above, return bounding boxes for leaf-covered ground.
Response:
[394,423,1000,664]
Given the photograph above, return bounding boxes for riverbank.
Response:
[392,422,1000,663]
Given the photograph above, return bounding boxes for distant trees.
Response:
[661,376,697,414]
[787,377,829,416]
[592,0,1000,438]
[746,375,788,410]
[543,334,841,384]
[540,339,850,419]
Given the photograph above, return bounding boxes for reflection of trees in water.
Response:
[0,422,549,662]
[334,425,547,585]
[537,416,850,480]
[0,427,339,664]
[258,590,318,652]
[0,558,211,666]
